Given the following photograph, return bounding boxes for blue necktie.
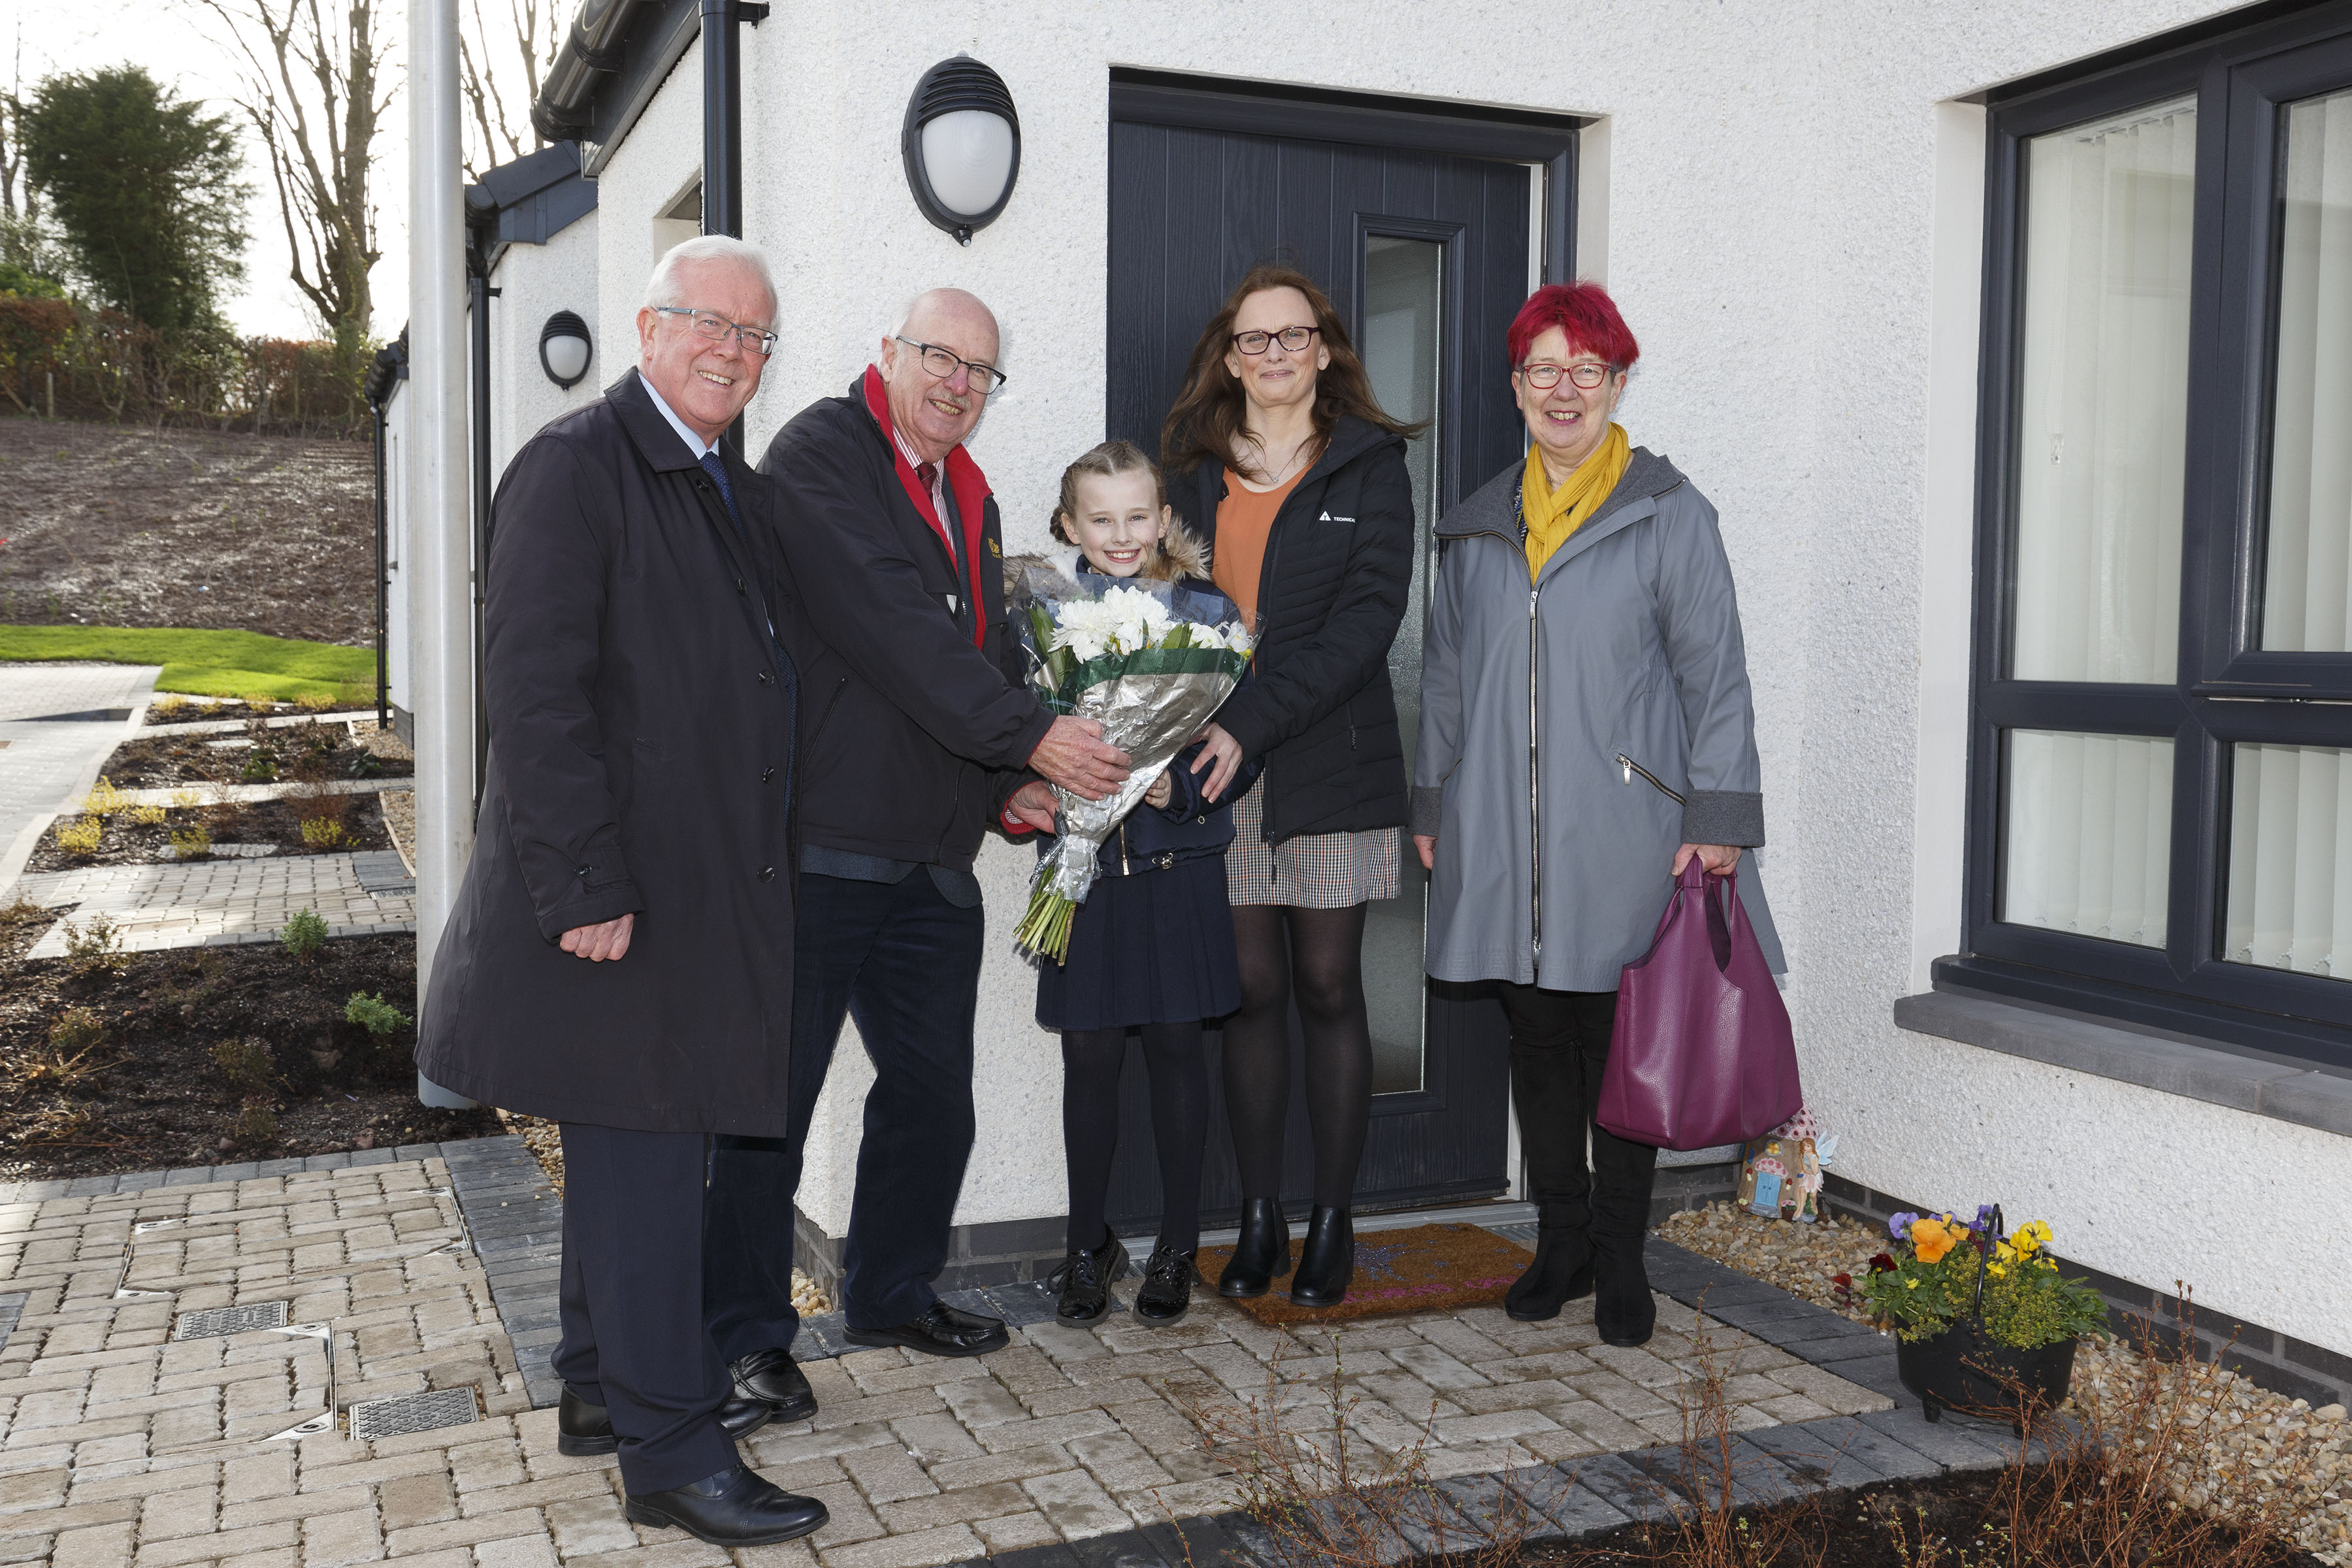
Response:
[698,451,743,538]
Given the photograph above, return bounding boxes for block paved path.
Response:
[0,664,160,892]
[12,853,416,956]
[0,1140,2001,1568]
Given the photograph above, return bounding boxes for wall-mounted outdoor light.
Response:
[539,310,593,388]
[902,56,1020,245]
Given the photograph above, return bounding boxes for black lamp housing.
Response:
[901,56,1021,246]
[538,310,594,388]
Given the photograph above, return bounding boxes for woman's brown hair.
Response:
[1159,263,1424,478]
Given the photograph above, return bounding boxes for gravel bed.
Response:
[1658,1201,2350,1564]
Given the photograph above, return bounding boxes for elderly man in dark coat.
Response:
[700,288,1129,1386]
[416,237,825,1550]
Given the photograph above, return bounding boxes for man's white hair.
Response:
[645,235,778,319]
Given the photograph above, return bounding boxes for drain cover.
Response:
[173,1301,290,1340]
[348,1386,480,1442]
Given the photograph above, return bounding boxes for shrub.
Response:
[279,907,328,958]
[230,1099,278,1148]
[125,803,166,826]
[293,690,337,713]
[300,815,346,849]
[169,789,204,810]
[54,815,103,857]
[63,912,132,975]
[148,693,191,721]
[240,692,277,712]
[344,991,412,1039]
[78,777,131,817]
[239,747,278,783]
[48,1006,105,1054]
[211,1036,273,1091]
[169,821,212,859]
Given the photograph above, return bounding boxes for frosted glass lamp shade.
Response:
[538,310,593,389]
[902,57,1021,244]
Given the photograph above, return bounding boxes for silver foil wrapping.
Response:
[1037,668,1241,904]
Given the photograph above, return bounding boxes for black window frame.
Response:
[1954,0,2352,1071]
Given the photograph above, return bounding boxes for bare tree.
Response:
[192,0,392,368]
[2,25,31,221]
[460,0,561,179]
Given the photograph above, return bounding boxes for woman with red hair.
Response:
[1413,282,1782,1345]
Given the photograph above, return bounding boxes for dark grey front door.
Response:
[1098,80,1575,1232]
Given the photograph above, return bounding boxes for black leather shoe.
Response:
[624,1464,827,1546]
[728,1347,817,1424]
[1134,1245,1197,1327]
[1049,1229,1127,1326]
[843,1300,1010,1358]
[1593,1239,1657,1347]
[556,1384,774,1458]
[1505,1228,1596,1322]
[1217,1198,1292,1298]
[1288,1206,1353,1307]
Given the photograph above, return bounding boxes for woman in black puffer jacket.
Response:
[1164,263,1420,1309]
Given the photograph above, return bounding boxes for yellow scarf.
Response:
[1522,422,1631,582]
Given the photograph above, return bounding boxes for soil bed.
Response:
[1407,1467,2325,1565]
[143,698,384,727]
[26,794,394,874]
[0,924,495,1182]
[92,721,412,790]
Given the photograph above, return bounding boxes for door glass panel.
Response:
[2225,743,2352,978]
[2001,728,2176,947]
[1360,235,1442,1095]
[2260,88,2352,651]
[2010,97,2197,683]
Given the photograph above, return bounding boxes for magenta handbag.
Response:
[1597,857,1800,1151]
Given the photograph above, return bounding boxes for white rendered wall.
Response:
[578,0,2352,1351]
[486,213,604,481]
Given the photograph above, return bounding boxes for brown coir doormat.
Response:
[1198,1222,1531,1324]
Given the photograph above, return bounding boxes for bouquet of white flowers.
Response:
[1011,568,1254,962]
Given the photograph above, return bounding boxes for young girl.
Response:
[1026,439,1260,1330]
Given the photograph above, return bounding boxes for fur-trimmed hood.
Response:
[1003,512,1213,596]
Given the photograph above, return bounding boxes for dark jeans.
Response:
[553,1123,736,1495]
[704,870,984,1347]
[1497,983,1658,1248]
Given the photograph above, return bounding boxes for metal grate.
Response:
[347,1387,480,1443]
[173,1301,290,1340]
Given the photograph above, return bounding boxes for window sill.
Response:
[1893,976,2352,1139]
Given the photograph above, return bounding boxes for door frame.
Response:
[1102,73,1585,1225]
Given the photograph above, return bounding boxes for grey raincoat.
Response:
[1413,446,1784,992]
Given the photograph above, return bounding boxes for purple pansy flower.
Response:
[1888,1211,1921,1240]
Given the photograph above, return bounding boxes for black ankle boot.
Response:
[1505,1227,1595,1322]
[1217,1199,1291,1298]
[1593,1237,1656,1346]
[1288,1207,1353,1307]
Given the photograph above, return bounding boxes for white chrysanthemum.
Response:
[1219,621,1255,657]
[1091,584,1170,655]
[1051,597,1117,662]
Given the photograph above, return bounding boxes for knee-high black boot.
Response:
[1589,1120,1660,1346]
[1501,1005,1598,1322]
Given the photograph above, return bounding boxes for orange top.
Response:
[1211,469,1305,630]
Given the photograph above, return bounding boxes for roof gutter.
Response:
[531,0,642,146]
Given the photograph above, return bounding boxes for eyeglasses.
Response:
[1516,361,1614,391]
[653,306,778,357]
[895,337,1007,394]
[1231,325,1319,355]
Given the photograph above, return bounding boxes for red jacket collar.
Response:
[860,365,991,647]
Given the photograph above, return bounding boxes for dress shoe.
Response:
[1216,1198,1292,1298]
[843,1300,1010,1358]
[1134,1245,1197,1327]
[1505,1228,1596,1322]
[1049,1228,1127,1326]
[1288,1206,1354,1307]
[728,1347,817,1424]
[624,1464,827,1546]
[557,1384,774,1458]
[1593,1239,1657,1347]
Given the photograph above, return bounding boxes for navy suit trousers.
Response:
[704,870,985,1348]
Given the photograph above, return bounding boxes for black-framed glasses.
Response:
[895,337,1007,394]
[1231,325,1319,355]
[653,306,778,357]
[1517,361,1614,391]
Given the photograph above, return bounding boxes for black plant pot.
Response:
[1897,1318,2078,1429]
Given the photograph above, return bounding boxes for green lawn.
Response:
[0,626,378,702]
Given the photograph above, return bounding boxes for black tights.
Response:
[1222,903,1372,1209]
[1061,1022,1209,1255]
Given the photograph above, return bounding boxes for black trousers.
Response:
[551,1122,735,1495]
[1497,983,1658,1247]
[704,870,984,1345]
